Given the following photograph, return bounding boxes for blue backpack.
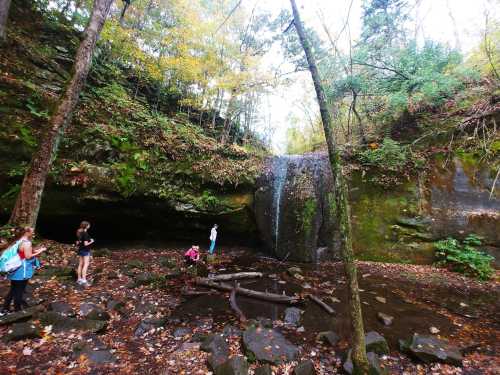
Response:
[0,240,23,274]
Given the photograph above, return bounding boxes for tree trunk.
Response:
[289,1,369,373]
[0,0,12,42]
[8,0,114,228]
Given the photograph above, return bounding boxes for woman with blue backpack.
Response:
[1,227,46,313]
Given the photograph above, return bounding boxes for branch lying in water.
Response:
[308,294,336,315]
[195,278,300,304]
[230,282,247,322]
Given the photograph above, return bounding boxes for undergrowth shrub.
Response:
[434,234,494,280]
[358,138,408,171]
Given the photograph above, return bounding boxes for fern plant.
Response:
[434,235,494,280]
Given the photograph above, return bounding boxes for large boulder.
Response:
[254,155,340,262]
[365,331,389,355]
[38,311,107,333]
[399,334,463,366]
[0,306,41,325]
[4,322,42,341]
[200,334,230,370]
[242,326,299,365]
[79,303,110,321]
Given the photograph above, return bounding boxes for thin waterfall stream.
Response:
[272,156,290,254]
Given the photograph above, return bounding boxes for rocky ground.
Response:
[0,241,498,374]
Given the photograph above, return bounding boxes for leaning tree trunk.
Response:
[8,0,113,228]
[289,0,369,373]
[0,0,12,42]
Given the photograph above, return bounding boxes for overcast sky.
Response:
[251,0,499,153]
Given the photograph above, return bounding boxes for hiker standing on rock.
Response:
[209,224,218,255]
[2,227,46,313]
[76,221,94,286]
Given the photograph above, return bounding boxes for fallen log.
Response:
[207,272,263,281]
[195,278,300,304]
[308,294,335,314]
[229,282,246,322]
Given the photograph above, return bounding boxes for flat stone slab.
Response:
[400,333,463,366]
[4,322,42,342]
[365,331,390,355]
[214,356,249,375]
[242,326,299,365]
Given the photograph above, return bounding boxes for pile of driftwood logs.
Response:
[186,272,335,321]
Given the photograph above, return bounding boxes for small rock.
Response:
[173,327,191,338]
[317,331,339,346]
[429,326,440,334]
[329,297,341,303]
[343,351,387,375]
[375,296,386,304]
[284,307,302,326]
[365,331,389,355]
[214,356,249,375]
[222,325,242,337]
[377,312,394,326]
[296,326,305,333]
[73,338,116,364]
[106,299,126,314]
[79,303,110,321]
[287,267,302,276]
[135,318,166,337]
[49,301,75,317]
[293,360,316,375]
[4,322,42,342]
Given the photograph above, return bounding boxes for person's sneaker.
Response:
[76,279,84,285]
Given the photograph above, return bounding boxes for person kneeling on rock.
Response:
[184,245,200,267]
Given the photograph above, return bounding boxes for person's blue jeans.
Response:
[209,240,216,254]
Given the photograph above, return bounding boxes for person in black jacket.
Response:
[75,221,94,286]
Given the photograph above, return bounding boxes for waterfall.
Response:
[273,156,289,253]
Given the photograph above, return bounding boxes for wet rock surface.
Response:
[73,337,116,364]
[242,325,299,365]
[255,155,339,262]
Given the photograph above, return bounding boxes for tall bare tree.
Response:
[0,0,12,42]
[9,0,114,227]
[289,0,369,373]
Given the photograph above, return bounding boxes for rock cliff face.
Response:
[254,154,340,262]
[255,153,500,265]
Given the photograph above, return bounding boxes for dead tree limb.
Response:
[308,294,335,315]
[230,282,246,322]
[195,278,300,304]
[208,272,263,281]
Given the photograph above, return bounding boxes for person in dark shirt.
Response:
[75,221,94,286]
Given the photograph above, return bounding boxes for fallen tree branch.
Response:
[207,272,263,281]
[181,289,218,297]
[195,278,300,304]
[229,282,246,322]
[308,294,335,314]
